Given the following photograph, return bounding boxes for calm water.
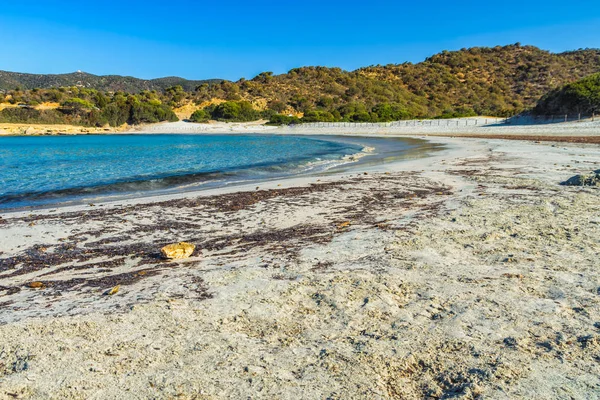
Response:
[0,134,371,209]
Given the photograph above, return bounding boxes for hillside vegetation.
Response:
[0,87,179,126]
[534,72,600,115]
[2,44,599,126]
[0,70,221,92]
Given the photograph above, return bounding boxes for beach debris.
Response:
[161,242,195,259]
[337,221,351,229]
[105,285,120,296]
[562,170,600,186]
[502,273,524,279]
[12,354,30,372]
[28,282,44,289]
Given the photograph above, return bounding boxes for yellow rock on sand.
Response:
[161,242,196,259]
[106,285,120,296]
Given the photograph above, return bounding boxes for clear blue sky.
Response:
[0,0,598,80]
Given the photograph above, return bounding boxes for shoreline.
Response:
[2,117,600,140]
[0,134,436,214]
[1,131,600,397]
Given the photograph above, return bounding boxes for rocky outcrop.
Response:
[562,170,600,186]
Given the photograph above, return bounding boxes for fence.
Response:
[290,118,505,129]
[287,114,598,129]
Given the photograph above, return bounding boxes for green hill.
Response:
[2,44,600,126]
[218,44,600,119]
[534,72,600,115]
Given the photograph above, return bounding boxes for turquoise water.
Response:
[0,134,367,209]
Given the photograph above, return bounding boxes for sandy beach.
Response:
[1,125,600,398]
[133,118,600,140]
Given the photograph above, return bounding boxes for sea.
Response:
[0,134,436,210]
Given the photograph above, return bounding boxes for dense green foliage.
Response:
[0,108,72,125]
[206,101,261,122]
[534,73,600,115]
[265,114,301,125]
[0,87,178,126]
[189,109,211,122]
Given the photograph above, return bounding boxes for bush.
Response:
[267,114,301,125]
[129,103,178,125]
[302,110,336,122]
[435,106,477,119]
[371,103,412,121]
[534,73,600,115]
[60,97,94,110]
[189,109,210,123]
[100,103,130,126]
[0,108,69,124]
[211,101,260,122]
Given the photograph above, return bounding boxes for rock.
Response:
[105,285,120,296]
[28,282,44,289]
[562,170,600,186]
[161,242,195,259]
[12,357,28,372]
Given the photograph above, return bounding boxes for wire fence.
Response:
[288,114,598,129]
[291,118,504,129]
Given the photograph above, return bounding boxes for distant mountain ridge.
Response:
[0,70,223,92]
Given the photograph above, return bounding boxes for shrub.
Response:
[210,101,260,122]
[302,110,336,122]
[189,109,210,123]
[534,73,600,115]
[267,114,301,125]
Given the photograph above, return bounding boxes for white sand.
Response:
[1,129,600,399]
[131,118,600,137]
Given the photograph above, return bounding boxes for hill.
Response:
[0,70,222,92]
[216,44,600,119]
[534,72,600,115]
[2,44,600,126]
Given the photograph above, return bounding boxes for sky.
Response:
[0,0,598,81]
